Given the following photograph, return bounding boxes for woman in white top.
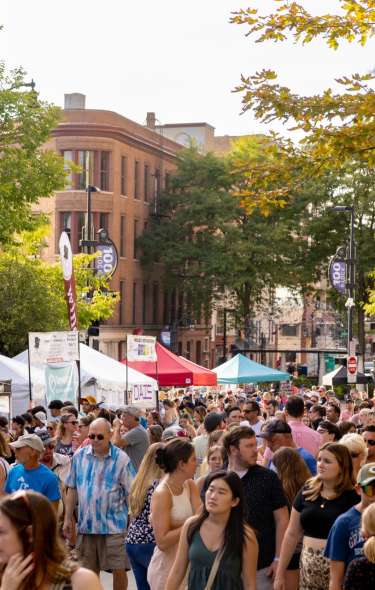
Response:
[148,438,201,590]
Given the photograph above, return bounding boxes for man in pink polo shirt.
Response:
[285,395,322,456]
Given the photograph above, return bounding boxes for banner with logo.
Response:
[127,335,157,362]
[28,331,80,365]
[94,241,118,277]
[329,257,346,295]
[59,231,78,330]
[44,363,78,405]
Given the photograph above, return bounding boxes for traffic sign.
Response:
[347,355,357,383]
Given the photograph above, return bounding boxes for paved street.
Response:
[101,571,137,590]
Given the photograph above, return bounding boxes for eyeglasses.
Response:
[78,424,87,429]
[361,483,375,497]
[88,434,105,440]
[67,421,78,425]
[365,440,375,447]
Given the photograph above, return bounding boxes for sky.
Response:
[1,0,375,136]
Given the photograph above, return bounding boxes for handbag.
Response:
[203,547,225,590]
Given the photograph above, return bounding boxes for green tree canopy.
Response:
[0,62,66,243]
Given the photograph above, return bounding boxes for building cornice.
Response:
[52,121,181,162]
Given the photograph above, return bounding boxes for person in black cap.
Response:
[259,419,317,475]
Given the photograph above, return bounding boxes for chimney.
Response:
[146,112,156,129]
[64,93,86,110]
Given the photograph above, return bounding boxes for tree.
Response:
[230,1,375,211]
[0,61,66,243]
[0,227,119,356]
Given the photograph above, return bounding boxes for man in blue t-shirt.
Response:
[259,419,317,475]
[6,433,61,511]
[325,462,375,590]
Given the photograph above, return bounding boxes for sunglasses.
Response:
[67,421,78,425]
[361,483,375,497]
[88,434,105,441]
[365,440,375,447]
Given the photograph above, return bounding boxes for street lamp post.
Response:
[332,205,355,355]
[85,185,98,254]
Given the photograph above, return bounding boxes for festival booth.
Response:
[15,344,158,409]
[322,364,372,386]
[0,354,45,416]
[123,342,217,387]
[213,353,291,384]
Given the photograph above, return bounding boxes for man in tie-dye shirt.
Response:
[64,417,135,589]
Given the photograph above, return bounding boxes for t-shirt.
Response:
[241,465,287,570]
[55,440,74,457]
[5,463,61,501]
[122,425,149,471]
[344,557,375,590]
[324,506,364,567]
[293,487,359,539]
[268,447,317,475]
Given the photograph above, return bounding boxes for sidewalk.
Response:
[101,571,137,589]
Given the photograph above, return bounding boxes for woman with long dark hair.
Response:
[166,470,258,590]
[147,438,201,590]
[0,490,101,589]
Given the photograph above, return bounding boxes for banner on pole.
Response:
[28,331,80,365]
[59,231,78,330]
[328,257,346,295]
[44,364,78,405]
[127,335,157,362]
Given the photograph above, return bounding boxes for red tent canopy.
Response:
[122,342,217,387]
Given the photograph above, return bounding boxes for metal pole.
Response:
[27,339,32,405]
[223,308,227,361]
[347,207,355,351]
[86,185,92,254]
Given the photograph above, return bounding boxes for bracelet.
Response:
[273,557,280,562]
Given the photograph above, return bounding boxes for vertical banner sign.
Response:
[59,232,78,331]
[347,355,358,384]
[329,257,346,295]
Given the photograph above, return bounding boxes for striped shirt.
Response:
[65,443,135,534]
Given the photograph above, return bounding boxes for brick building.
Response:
[37,94,212,363]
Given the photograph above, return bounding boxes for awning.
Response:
[213,353,291,384]
[322,364,372,386]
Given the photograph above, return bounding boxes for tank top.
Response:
[165,481,194,522]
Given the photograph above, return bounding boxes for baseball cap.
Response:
[35,428,54,447]
[258,419,292,439]
[34,411,47,424]
[81,396,97,405]
[204,412,225,434]
[357,463,375,486]
[9,433,44,454]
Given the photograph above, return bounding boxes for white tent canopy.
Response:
[14,344,157,408]
[0,354,45,416]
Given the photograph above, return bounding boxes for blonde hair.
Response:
[340,433,368,462]
[362,503,375,563]
[303,442,354,501]
[128,443,164,517]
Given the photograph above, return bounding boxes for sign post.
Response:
[347,355,358,384]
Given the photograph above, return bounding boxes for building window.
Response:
[119,280,125,325]
[76,212,85,253]
[60,211,72,235]
[134,161,140,199]
[77,150,95,189]
[62,151,73,189]
[281,324,298,337]
[178,342,183,356]
[120,215,126,257]
[165,172,171,190]
[99,212,109,231]
[154,168,161,213]
[121,156,127,196]
[132,282,137,324]
[196,341,202,365]
[133,219,140,259]
[100,151,110,191]
[152,282,159,324]
[144,164,150,202]
[142,283,147,324]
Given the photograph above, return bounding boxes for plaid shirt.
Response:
[65,443,135,534]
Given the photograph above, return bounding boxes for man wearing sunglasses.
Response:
[325,462,375,590]
[364,425,375,463]
[64,417,135,590]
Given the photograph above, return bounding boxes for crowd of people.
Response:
[0,385,374,589]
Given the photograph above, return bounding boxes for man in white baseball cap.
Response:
[5,434,61,511]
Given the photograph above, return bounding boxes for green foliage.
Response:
[0,228,119,356]
[0,63,67,243]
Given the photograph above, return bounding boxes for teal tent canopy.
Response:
[213,353,291,384]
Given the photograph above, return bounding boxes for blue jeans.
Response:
[125,542,155,590]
